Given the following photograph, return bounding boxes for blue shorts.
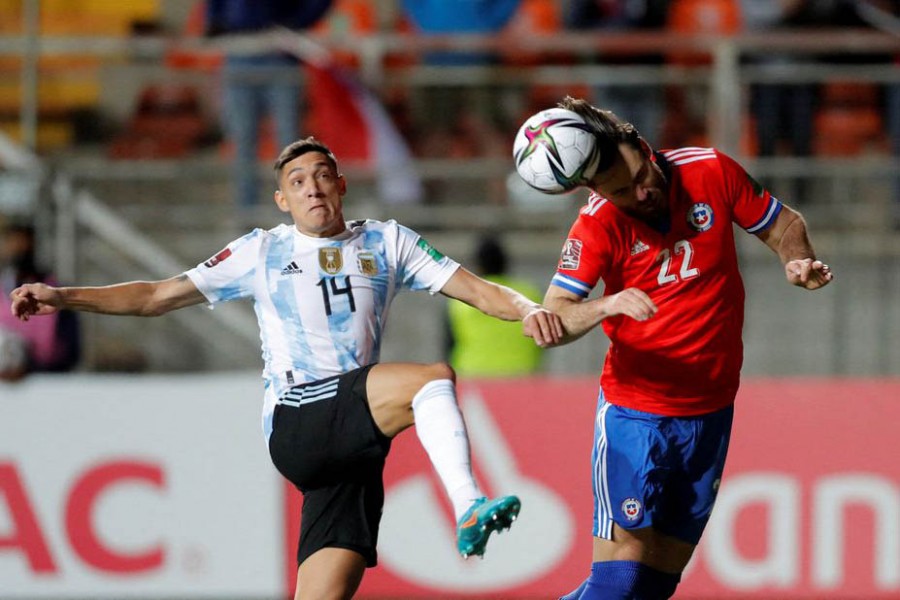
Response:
[592,389,734,545]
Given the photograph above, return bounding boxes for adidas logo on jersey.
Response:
[280,261,303,275]
[630,239,650,256]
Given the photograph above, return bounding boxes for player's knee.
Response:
[582,561,680,599]
[423,361,455,385]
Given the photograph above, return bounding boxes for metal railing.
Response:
[2,26,899,374]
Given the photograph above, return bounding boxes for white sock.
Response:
[411,379,483,521]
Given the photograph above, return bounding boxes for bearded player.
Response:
[541,97,832,600]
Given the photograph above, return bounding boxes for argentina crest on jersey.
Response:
[319,247,343,274]
[686,203,714,232]
[357,252,378,276]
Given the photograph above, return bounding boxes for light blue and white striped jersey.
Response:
[184,219,460,439]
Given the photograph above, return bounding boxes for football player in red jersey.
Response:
[546,97,832,600]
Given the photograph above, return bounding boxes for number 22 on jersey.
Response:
[657,240,699,286]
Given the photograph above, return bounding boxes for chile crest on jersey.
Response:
[686,202,714,232]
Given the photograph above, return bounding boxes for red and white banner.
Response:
[0,373,281,598]
[287,378,900,599]
[4,375,898,598]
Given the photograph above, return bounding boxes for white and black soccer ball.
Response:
[513,108,601,194]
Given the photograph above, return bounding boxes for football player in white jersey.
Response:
[10,137,564,600]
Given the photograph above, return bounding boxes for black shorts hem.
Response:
[298,541,378,568]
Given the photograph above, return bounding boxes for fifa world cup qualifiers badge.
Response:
[559,239,583,270]
[203,247,232,268]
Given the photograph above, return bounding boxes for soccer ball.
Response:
[513,108,600,194]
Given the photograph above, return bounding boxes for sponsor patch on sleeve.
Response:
[558,239,583,270]
[203,247,232,268]
[416,237,445,262]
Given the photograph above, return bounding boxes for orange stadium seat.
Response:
[814,82,887,156]
[502,0,565,66]
[666,0,741,66]
[661,0,741,148]
[108,85,211,159]
[0,0,161,150]
[164,0,223,72]
[814,106,886,156]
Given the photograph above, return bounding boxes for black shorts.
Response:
[268,364,391,568]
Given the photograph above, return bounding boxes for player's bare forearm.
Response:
[485,283,565,346]
[442,268,535,321]
[59,282,169,316]
[544,286,658,346]
[757,205,833,290]
[441,268,563,345]
[759,205,815,264]
[12,275,205,320]
[542,293,608,345]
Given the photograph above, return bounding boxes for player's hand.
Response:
[603,287,657,322]
[785,258,833,290]
[9,283,63,321]
[523,307,565,347]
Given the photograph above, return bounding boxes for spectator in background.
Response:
[566,0,670,143]
[852,0,900,227]
[206,0,333,217]
[446,236,544,377]
[401,0,522,65]
[402,0,524,205]
[741,0,818,204]
[0,223,80,381]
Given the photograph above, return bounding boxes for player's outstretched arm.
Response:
[439,267,564,347]
[10,274,207,321]
[543,285,658,346]
[755,205,834,290]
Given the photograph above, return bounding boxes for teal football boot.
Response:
[456,495,521,559]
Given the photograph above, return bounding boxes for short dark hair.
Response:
[273,136,339,184]
[558,96,641,174]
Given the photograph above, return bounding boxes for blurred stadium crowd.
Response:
[1,0,899,374]
[1,2,898,177]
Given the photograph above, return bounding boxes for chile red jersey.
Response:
[551,148,782,416]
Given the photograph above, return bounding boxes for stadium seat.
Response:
[662,0,741,148]
[108,85,212,159]
[666,0,741,66]
[502,0,567,66]
[164,0,223,72]
[813,105,886,156]
[0,0,161,151]
[813,82,887,156]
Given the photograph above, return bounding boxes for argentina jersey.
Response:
[184,219,460,440]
